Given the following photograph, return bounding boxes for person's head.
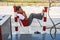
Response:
[16,6,23,13]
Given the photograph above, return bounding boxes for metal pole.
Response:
[10,16,12,40]
[49,0,56,40]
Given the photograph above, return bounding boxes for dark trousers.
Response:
[27,13,43,26]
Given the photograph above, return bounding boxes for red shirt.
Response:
[17,12,28,26]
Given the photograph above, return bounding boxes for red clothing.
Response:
[21,19,28,26]
[17,12,28,26]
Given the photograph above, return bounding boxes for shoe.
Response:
[34,31,41,34]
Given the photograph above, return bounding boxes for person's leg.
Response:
[34,13,43,20]
[27,13,34,26]
[27,13,43,26]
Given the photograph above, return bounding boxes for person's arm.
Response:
[23,11,27,20]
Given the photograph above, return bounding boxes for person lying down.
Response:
[16,6,44,26]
